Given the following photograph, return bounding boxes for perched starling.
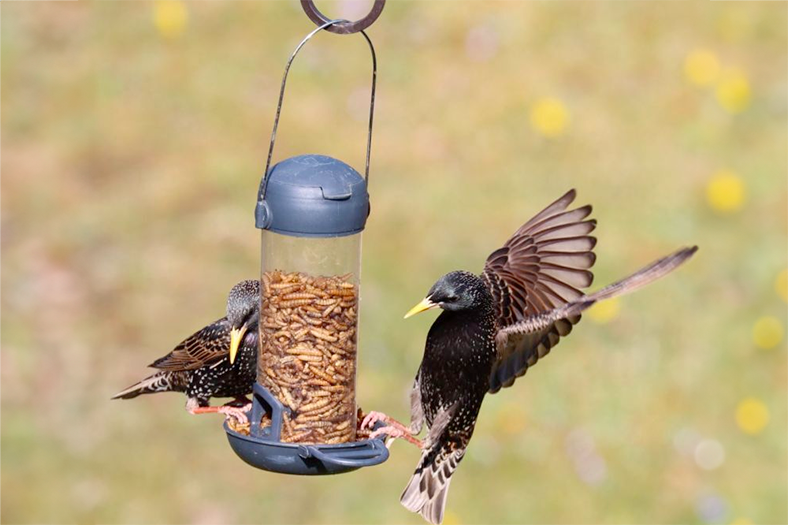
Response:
[362,190,697,524]
[112,280,260,423]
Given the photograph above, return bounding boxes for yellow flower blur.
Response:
[684,49,721,87]
[752,316,783,350]
[706,170,745,213]
[776,269,788,303]
[154,0,188,40]
[730,518,754,525]
[587,297,620,324]
[530,97,569,138]
[736,398,770,435]
[443,511,461,525]
[716,68,751,113]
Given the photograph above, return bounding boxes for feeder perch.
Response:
[225,384,388,475]
[224,8,389,475]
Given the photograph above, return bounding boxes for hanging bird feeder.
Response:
[224,0,389,475]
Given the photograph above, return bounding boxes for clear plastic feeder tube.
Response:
[258,231,362,444]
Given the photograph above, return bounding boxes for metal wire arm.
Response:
[260,19,378,200]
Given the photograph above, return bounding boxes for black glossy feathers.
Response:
[112,280,260,409]
[400,190,697,524]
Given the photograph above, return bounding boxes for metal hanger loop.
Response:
[261,19,378,200]
[300,0,385,35]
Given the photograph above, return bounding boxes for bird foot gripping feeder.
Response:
[224,0,389,475]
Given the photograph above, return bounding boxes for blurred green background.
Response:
[2,1,786,524]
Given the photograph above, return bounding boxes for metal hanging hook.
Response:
[300,0,385,35]
[261,18,378,201]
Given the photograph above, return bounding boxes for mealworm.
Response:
[326,303,344,317]
[271,282,301,290]
[309,329,338,342]
[328,289,356,297]
[286,347,322,356]
[296,354,323,363]
[299,397,332,413]
[282,292,316,301]
[282,430,313,443]
[301,315,323,326]
[280,388,296,409]
[257,269,359,444]
[279,299,313,308]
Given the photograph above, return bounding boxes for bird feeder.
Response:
[224,1,389,475]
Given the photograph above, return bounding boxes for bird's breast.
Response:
[419,308,497,422]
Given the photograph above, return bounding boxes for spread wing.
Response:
[150,318,232,371]
[482,189,597,393]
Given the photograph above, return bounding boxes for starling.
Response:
[112,280,260,423]
[362,190,697,524]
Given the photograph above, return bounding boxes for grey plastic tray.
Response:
[224,383,389,475]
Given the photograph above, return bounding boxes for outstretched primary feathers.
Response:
[389,190,697,524]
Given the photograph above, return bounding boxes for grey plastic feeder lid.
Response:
[256,154,369,237]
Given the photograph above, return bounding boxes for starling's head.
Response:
[404,270,488,318]
[227,280,260,364]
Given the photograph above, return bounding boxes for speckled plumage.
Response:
[401,272,497,524]
[398,190,697,524]
[112,280,260,412]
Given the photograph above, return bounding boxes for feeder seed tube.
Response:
[257,230,362,444]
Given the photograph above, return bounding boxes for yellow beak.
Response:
[404,297,438,319]
[229,326,247,364]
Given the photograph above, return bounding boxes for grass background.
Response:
[1,1,786,524]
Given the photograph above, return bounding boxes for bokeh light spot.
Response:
[696,493,729,523]
[693,439,725,470]
[530,97,569,138]
[775,270,788,303]
[752,316,783,350]
[443,511,461,525]
[730,518,753,525]
[496,403,527,436]
[736,397,770,435]
[565,428,607,485]
[673,427,702,457]
[587,297,620,324]
[684,49,721,87]
[465,23,499,62]
[716,68,751,113]
[706,170,745,213]
[154,0,188,40]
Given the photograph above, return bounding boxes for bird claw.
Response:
[219,404,251,425]
[361,410,388,431]
[370,425,404,440]
[362,411,423,448]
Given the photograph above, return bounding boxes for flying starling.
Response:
[362,190,697,524]
[112,280,260,423]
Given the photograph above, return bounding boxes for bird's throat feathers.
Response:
[425,306,497,365]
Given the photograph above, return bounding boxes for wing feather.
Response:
[486,241,698,393]
[150,318,231,371]
[482,190,597,392]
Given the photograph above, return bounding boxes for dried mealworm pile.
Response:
[258,270,358,444]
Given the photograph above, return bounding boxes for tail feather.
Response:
[586,246,698,303]
[495,298,596,347]
[111,371,187,400]
[401,447,464,525]
[493,244,697,349]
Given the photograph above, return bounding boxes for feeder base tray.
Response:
[223,383,389,475]
[225,422,389,475]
